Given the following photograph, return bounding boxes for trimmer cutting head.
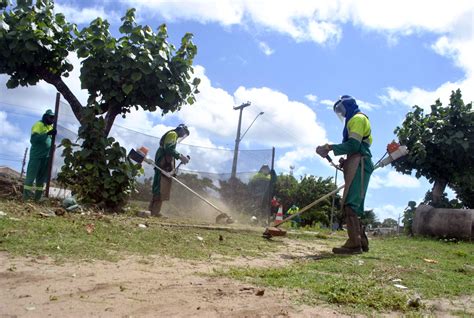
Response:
[216,213,234,224]
[262,226,287,239]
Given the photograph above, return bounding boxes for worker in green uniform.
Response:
[149,124,190,217]
[316,95,373,254]
[287,204,301,228]
[23,109,56,201]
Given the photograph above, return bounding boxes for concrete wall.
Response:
[413,205,474,240]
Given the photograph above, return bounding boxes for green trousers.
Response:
[345,157,374,216]
[23,157,49,201]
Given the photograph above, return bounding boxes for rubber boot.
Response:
[360,225,369,252]
[333,206,362,255]
[34,189,44,202]
[23,188,33,201]
[148,196,163,217]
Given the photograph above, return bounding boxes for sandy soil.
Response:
[0,238,348,318]
[1,237,471,318]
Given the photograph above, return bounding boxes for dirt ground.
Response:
[1,236,471,318]
[0,238,350,318]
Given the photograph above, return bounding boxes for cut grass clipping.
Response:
[217,236,474,313]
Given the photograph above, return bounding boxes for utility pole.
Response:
[20,147,28,179]
[397,213,401,234]
[231,102,251,180]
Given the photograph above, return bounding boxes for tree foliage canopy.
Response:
[275,174,339,226]
[394,89,474,207]
[0,0,200,134]
[0,0,200,209]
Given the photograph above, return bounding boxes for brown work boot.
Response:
[148,196,163,217]
[360,225,369,252]
[333,206,362,255]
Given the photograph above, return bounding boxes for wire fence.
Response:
[1,100,276,221]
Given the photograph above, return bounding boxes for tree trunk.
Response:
[37,67,84,124]
[432,178,447,206]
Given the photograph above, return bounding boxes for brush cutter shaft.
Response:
[274,184,345,228]
[276,152,394,228]
[145,159,227,216]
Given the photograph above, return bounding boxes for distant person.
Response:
[316,95,373,254]
[23,109,56,201]
[287,204,301,228]
[270,196,280,220]
[149,124,190,217]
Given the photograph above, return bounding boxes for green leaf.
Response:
[92,38,104,48]
[122,83,133,95]
[131,72,142,81]
[119,23,132,34]
[25,40,38,51]
[192,77,200,86]
[77,47,89,58]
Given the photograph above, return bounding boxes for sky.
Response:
[1,0,473,223]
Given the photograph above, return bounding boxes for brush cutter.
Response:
[128,148,234,224]
[263,142,408,239]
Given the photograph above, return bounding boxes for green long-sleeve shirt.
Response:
[29,120,53,159]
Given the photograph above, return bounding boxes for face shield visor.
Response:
[176,125,190,143]
[333,100,346,123]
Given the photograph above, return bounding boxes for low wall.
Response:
[413,205,473,240]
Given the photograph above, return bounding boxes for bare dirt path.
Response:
[0,238,348,318]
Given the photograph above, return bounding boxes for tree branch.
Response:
[36,67,84,124]
[104,104,120,136]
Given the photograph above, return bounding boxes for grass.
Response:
[1,198,472,315]
[214,236,474,314]
[0,199,279,261]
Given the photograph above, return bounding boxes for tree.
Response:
[274,174,298,212]
[394,89,474,207]
[422,190,463,209]
[382,218,398,228]
[402,201,417,235]
[274,174,338,227]
[1,0,200,209]
[359,209,378,227]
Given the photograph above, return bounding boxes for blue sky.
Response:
[1,0,473,222]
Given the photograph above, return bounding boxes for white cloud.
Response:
[55,2,119,24]
[382,76,474,111]
[121,1,473,46]
[357,100,379,112]
[305,94,318,102]
[118,0,473,111]
[258,41,274,56]
[320,99,334,110]
[370,169,420,190]
[0,111,22,138]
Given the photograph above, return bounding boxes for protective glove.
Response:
[47,128,57,136]
[315,144,331,158]
[338,157,346,169]
[179,154,190,164]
